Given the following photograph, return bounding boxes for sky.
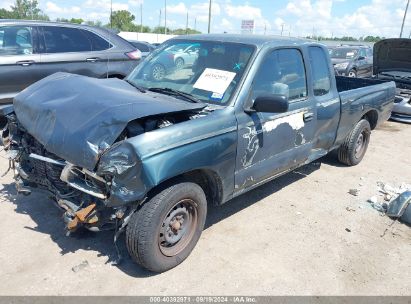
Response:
[1,0,411,38]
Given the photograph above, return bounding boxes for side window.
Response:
[43,26,92,53]
[0,26,33,55]
[84,30,111,51]
[359,48,367,57]
[308,47,331,96]
[253,48,307,102]
[367,48,373,57]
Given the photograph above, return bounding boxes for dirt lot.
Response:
[0,120,410,296]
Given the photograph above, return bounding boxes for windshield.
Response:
[330,48,358,59]
[126,40,255,105]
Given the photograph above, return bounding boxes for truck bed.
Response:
[333,76,396,148]
[336,76,389,92]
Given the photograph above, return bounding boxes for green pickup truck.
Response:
[1,34,396,272]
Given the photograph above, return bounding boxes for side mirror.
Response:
[358,56,366,60]
[252,94,289,113]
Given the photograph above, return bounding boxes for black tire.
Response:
[348,69,357,78]
[151,63,166,81]
[126,182,207,272]
[338,119,371,166]
[175,57,184,69]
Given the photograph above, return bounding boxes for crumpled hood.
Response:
[373,38,411,74]
[14,72,205,170]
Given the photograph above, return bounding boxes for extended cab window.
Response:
[308,47,331,96]
[253,48,307,102]
[43,26,92,53]
[0,26,33,55]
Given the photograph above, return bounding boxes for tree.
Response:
[363,36,383,42]
[85,20,103,27]
[172,28,201,35]
[152,26,171,34]
[110,10,136,31]
[10,0,49,20]
[0,8,16,19]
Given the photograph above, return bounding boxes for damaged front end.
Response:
[0,73,206,235]
[1,109,205,234]
[1,112,128,233]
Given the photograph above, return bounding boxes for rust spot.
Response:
[67,217,79,230]
[67,203,97,230]
[75,203,96,222]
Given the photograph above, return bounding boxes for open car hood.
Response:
[373,38,411,74]
[14,72,205,170]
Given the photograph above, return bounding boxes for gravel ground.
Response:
[0,120,410,296]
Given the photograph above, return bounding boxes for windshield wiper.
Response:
[147,87,201,103]
[125,80,146,93]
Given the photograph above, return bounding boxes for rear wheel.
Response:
[338,119,371,166]
[126,182,207,272]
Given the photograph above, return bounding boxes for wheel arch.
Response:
[146,168,224,206]
[362,109,378,129]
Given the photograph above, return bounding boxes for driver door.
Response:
[234,48,316,193]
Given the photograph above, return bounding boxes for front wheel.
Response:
[338,119,371,166]
[348,69,357,78]
[151,63,166,81]
[126,182,207,272]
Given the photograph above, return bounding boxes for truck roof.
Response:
[171,33,319,48]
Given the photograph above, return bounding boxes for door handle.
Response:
[86,57,99,62]
[16,60,35,66]
[303,112,314,122]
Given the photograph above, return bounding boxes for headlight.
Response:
[335,62,349,69]
[97,142,138,176]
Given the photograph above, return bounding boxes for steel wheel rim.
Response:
[158,199,198,257]
[348,71,356,77]
[152,64,165,80]
[354,132,366,158]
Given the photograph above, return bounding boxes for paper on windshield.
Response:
[193,68,236,94]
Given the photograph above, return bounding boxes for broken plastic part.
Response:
[386,191,411,220]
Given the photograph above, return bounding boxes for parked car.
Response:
[0,20,142,104]
[330,45,373,78]
[128,40,156,58]
[169,43,200,69]
[0,34,395,273]
[373,38,411,123]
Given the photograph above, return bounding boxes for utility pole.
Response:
[140,3,143,33]
[110,0,113,28]
[194,17,197,32]
[264,23,266,35]
[208,0,212,34]
[164,0,167,35]
[186,11,189,34]
[281,23,285,36]
[400,0,410,37]
[159,9,162,29]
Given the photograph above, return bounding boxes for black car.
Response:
[330,45,373,78]
[0,20,142,104]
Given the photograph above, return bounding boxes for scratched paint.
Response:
[241,126,260,167]
[263,112,305,133]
